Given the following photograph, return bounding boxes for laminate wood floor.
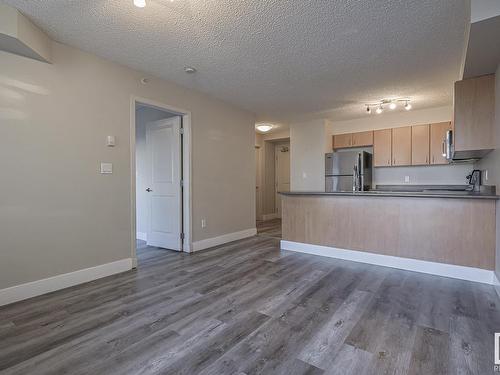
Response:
[1,236,499,374]
[257,218,282,239]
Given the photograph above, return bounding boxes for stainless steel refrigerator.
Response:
[325,151,372,192]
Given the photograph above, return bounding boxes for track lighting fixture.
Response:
[364,98,412,114]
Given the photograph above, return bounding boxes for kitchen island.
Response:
[280,191,498,284]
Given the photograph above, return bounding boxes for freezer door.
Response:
[332,151,359,175]
[325,176,354,192]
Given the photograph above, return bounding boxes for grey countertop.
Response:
[279,190,499,200]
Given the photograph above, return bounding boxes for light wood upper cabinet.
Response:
[373,129,392,167]
[391,127,412,166]
[430,121,452,165]
[411,124,430,165]
[454,74,495,153]
[333,131,373,149]
[352,131,373,147]
[333,133,352,149]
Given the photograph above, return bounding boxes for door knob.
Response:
[146,188,153,192]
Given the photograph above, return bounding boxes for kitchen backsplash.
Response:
[373,163,474,186]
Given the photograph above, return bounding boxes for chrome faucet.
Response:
[466,170,482,192]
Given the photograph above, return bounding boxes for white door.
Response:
[146,117,182,250]
[275,143,290,218]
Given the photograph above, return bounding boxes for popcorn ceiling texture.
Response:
[4,0,469,122]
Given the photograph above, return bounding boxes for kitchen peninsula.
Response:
[280,191,498,284]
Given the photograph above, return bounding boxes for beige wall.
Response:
[330,106,453,134]
[290,119,331,191]
[0,41,255,289]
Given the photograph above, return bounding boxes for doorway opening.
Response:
[255,136,290,239]
[130,97,192,266]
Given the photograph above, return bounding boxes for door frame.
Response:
[130,96,193,267]
[274,141,290,217]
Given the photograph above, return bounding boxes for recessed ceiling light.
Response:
[184,66,196,74]
[134,0,146,8]
[256,123,273,132]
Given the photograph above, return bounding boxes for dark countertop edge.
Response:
[279,191,499,200]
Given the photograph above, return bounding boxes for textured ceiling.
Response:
[3,0,469,122]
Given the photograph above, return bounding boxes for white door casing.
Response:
[255,146,262,220]
[275,143,290,218]
[146,117,182,250]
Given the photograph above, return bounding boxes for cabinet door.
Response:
[373,129,392,167]
[333,133,353,149]
[352,131,374,147]
[430,122,452,165]
[454,74,495,152]
[392,127,412,166]
[411,125,430,165]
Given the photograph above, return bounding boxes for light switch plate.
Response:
[100,162,113,174]
[404,175,410,183]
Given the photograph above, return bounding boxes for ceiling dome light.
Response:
[404,101,412,110]
[389,102,397,110]
[184,66,196,74]
[134,0,146,8]
[256,124,273,133]
[376,105,383,114]
[366,105,371,114]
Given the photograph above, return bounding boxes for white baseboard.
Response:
[281,240,495,285]
[262,213,278,221]
[192,228,257,252]
[136,232,147,241]
[0,258,133,307]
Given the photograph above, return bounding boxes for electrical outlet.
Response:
[404,176,410,183]
[201,219,207,228]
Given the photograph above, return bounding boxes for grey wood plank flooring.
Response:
[0,235,499,374]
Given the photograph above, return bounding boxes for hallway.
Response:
[256,219,282,239]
